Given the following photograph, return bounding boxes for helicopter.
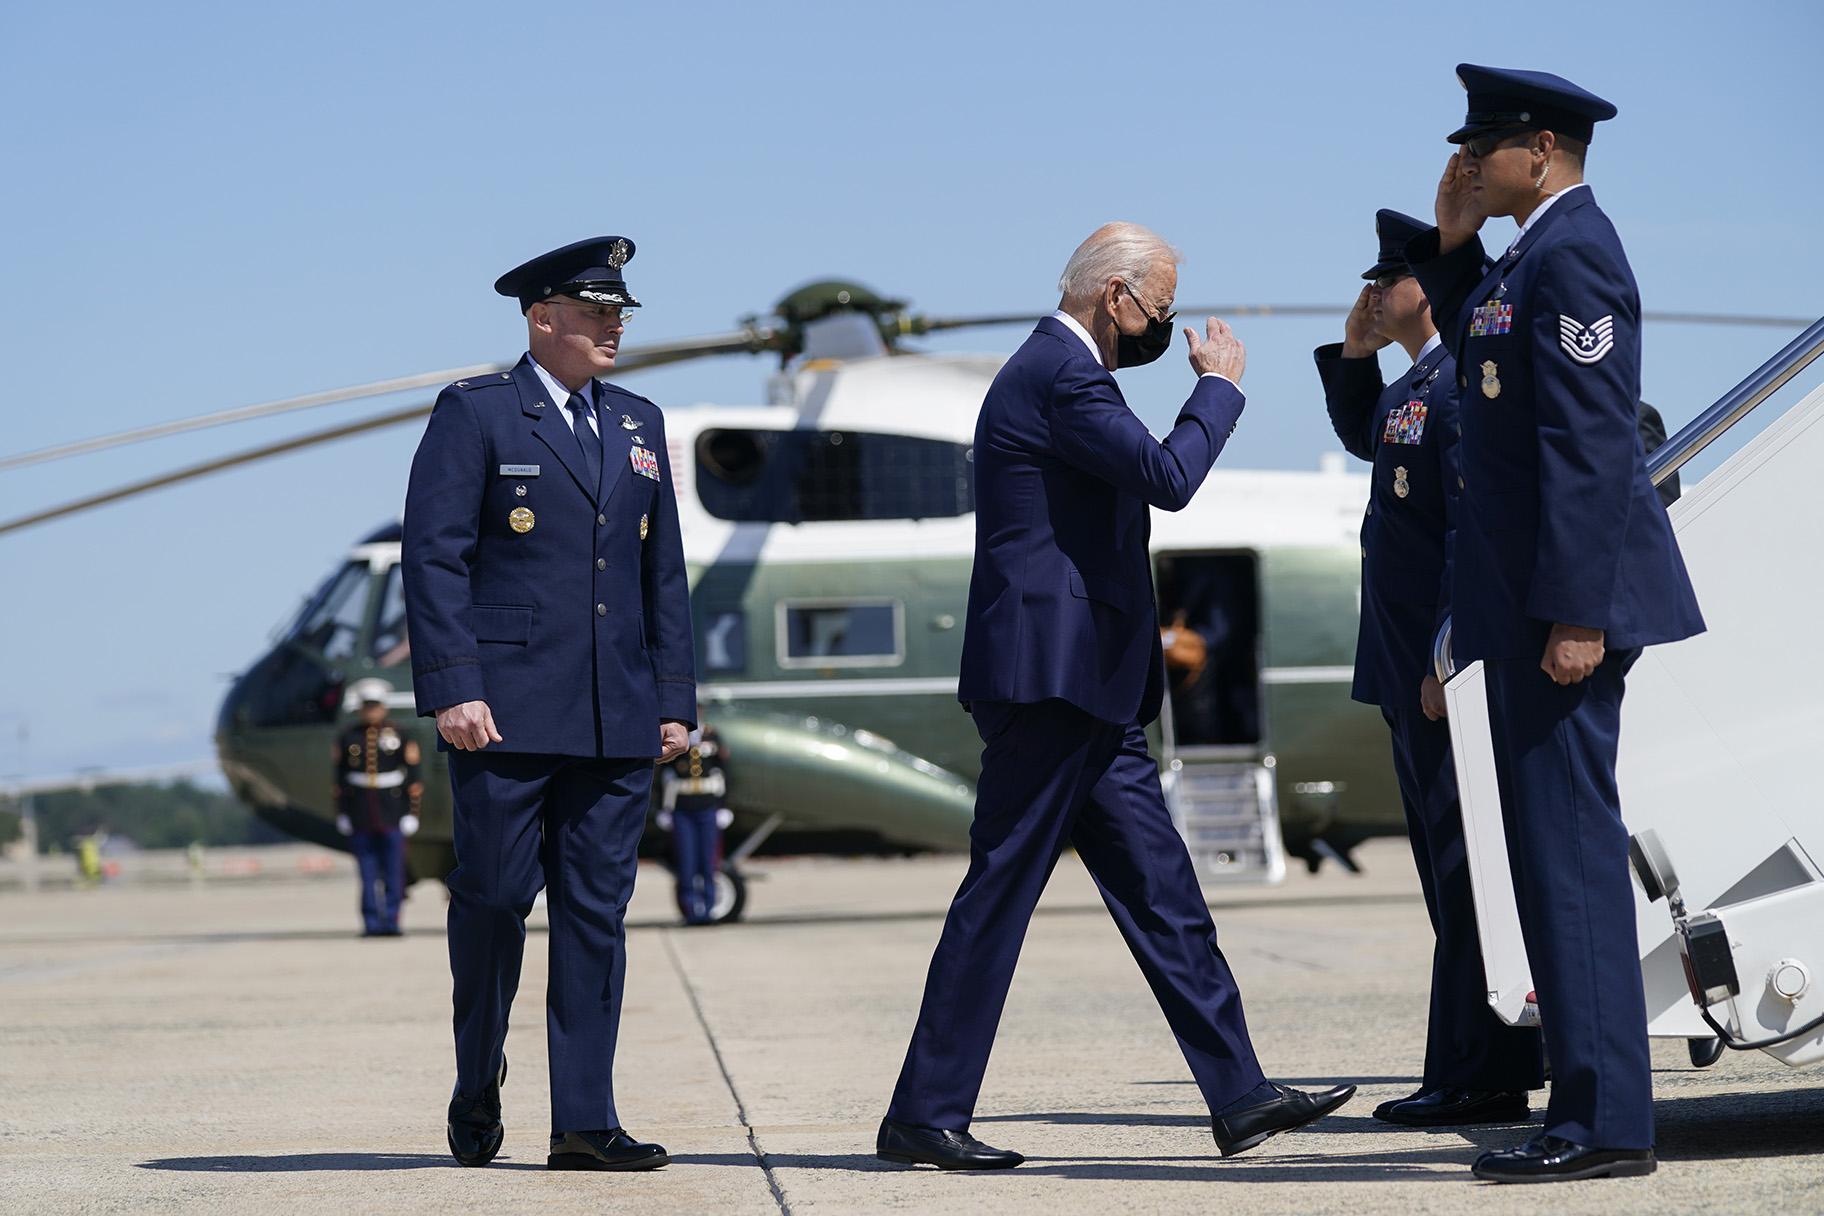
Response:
[6,282,1802,921]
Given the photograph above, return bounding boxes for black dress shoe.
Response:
[446,1055,507,1167]
[1376,1087,1530,1126]
[1371,1086,1433,1121]
[876,1118,1024,1169]
[1473,1133,1656,1183]
[1211,1082,1356,1157]
[548,1129,670,1171]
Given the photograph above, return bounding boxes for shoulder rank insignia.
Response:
[1559,314,1615,365]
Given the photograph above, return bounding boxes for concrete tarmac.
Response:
[2,840,1819,1214]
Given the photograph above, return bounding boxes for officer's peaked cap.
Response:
[494,236,641,313]
[1449,64,1617,145]
[1364,209,1429,281]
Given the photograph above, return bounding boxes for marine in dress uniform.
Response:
[1317,209,1544,1126]
[402,236,696,1173]
[878,223,1354,1171]
[333,678,422,937]
[1405,66,1705,1183]
[660,721,728,926]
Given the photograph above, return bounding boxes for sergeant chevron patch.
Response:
[1559,314,1615,365]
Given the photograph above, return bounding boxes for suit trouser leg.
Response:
[1485,654,1652,1149]
[543,757,651,1133]
[887,699,1123,1129]
[1385,707,1544,1092]
[1071,721,1267,1113]
[446,751,555,1100]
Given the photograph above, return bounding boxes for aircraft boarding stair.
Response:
[1438,317,1824,1068]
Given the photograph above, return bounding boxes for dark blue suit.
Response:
[1317,339,1542,1093]
[402,354,695,1133]
[1409,188,1704,1148]
[890,318,1266,1129]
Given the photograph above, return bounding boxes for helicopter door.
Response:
[1152,551,1283,883]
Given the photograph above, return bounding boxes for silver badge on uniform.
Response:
[1393,466,1410,499]
[621,415,640,430]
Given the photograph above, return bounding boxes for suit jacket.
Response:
[957,317,1245,724]
[1406,189,1704,662]
[401,354,696,757]
[1317,340,1460,711]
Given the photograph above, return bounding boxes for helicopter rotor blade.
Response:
[904,305,1814,334]
[0,401,435,537]
[0,328,784,474]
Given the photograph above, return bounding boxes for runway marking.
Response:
[662,929,792,1215]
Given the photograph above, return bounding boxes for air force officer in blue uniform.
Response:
[403,236,695,1173]
[1407,67,1704,1183]
[879,223,1354,1170]
[1317,209,1543,1128]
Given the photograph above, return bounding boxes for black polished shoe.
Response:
[446,1055,507,1167]
[1211,1082,1356,1158]
[1473,1133,1656,1183]
[548,1129,670,1171]
[1376,1086,1529,1127]
[876,1118,1024,1170]
[1371,1086,1433,1121]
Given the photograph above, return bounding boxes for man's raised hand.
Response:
[1184,317,1246,384]
[1342,284,1392,358]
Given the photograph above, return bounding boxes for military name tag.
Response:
[508,507,535,533]
[1469,300,1514,337]
[1481,360,1502,399]
[499,464,540,476]
[1381,400,1429,445]
[629,446,661,480]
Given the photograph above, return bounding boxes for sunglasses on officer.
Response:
[1460,126,1537,160]
[545,298,635,327]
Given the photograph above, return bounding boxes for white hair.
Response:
[1057,222,1180,303]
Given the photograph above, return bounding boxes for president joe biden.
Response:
[878,223,1355,1169]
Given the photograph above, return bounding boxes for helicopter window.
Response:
[288,561,370,661]
[700,611,747,673]
[370,565,410,666]
[777,600,903,668]
[694,428,974,523]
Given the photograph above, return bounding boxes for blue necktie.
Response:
[566,391,601,494]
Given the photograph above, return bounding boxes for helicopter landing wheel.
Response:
[676,861,747,925]
[1687,1036,1725,1068]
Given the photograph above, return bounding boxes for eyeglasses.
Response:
[546,299,635,327]
[1461,126,1535,160]
[1372,271,1411,290]
[1121,281,1176,324]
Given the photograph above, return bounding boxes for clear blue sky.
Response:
[1,1,1818,781]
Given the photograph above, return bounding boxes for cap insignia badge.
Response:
[606,239,632,269]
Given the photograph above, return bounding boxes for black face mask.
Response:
[1114,285,1176,368]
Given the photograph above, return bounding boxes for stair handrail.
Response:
[1434,314,1824,682]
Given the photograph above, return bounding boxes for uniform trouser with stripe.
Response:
[671,807,721,924]
[888,698,1266,1129]
[1483,652,1653,1149]
[351,828,406,933]
[1383,705,1543,1091]
[445,751,650,1133]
